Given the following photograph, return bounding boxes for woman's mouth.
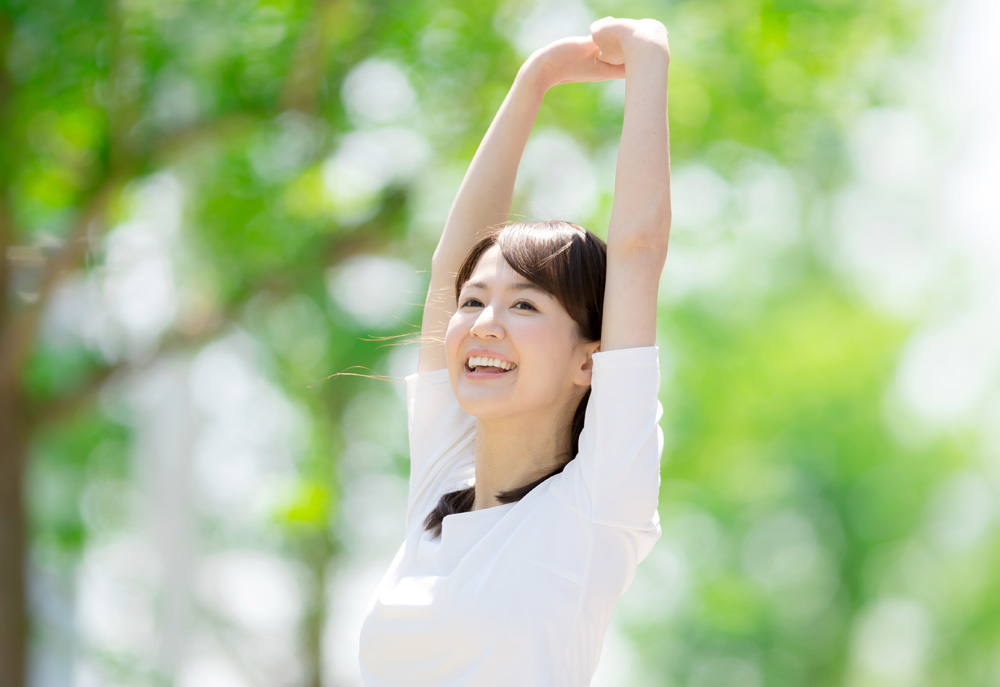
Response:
[465,356,517,379]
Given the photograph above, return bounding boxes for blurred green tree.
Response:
[3,0,985,686]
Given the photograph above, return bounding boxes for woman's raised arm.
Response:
[418,38,625,374]
[591,17,672,352]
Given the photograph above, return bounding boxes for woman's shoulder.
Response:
[405,365,452,391]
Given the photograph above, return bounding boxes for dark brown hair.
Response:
[423,220,607,539]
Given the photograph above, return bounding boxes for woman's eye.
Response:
[459,298,535,311]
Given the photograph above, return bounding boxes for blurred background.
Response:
[1,0,997,684]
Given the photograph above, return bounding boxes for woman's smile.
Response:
[445,243,594,422]
[463,353,519,380]
[464,350,519,380]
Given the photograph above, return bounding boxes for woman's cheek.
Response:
[515,318,551,344]
[443,316,463,361]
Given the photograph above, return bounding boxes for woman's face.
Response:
[445,244,596,422]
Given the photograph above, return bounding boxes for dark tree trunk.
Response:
[0,386,27,687]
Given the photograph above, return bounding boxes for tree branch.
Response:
[0,175,122,393]
[280,0,342,113]
[154,112,258,160]
[23,307,230,431]
[0,106,268,397]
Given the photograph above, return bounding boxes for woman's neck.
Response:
[470,408,575,511]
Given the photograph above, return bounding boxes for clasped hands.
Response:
[528,17,670,91]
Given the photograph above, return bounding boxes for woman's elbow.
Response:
[617,215,671,255]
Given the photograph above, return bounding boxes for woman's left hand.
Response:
[525,36,626,92]
[589,17,670,66]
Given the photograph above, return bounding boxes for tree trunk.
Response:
[0,385,27,687]
[302,533,334,687]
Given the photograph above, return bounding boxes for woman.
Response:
[359,16,671,686]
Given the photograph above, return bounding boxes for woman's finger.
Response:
[596,49,624,66]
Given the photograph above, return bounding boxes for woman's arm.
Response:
[591,18,672,352]
[418,38,625,374]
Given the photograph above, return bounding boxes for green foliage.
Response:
[26,409,131,562]
[22,340,107,405]
[8,0,992,684]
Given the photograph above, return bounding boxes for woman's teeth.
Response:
[467,356,516,372]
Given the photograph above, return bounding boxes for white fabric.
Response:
[358,345,664,686]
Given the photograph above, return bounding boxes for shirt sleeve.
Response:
[403,367,477,532]
[549,345,664,560]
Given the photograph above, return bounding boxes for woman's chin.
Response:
[454,391,515,420]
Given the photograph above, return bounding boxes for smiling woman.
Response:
[429,220,607,528]
[358,16,671,687]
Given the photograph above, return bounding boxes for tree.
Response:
[3,0,961,684]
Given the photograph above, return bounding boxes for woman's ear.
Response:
[575,340,601,385]
[586,341,601,365]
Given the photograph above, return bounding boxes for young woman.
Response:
[359,16,671,685]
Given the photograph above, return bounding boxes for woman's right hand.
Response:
[525,36,626,92]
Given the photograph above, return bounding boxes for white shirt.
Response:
[358,346,664,686]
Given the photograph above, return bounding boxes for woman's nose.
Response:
[470,306,504,338]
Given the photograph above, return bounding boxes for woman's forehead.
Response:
[463,245,558,301]
[468,245,518,281]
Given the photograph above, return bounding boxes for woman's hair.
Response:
[423,220,608,539]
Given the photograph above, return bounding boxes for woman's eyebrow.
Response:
[464,280,543,293]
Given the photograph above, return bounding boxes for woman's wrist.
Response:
[517,51,555,97]
[622,35,670,66]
